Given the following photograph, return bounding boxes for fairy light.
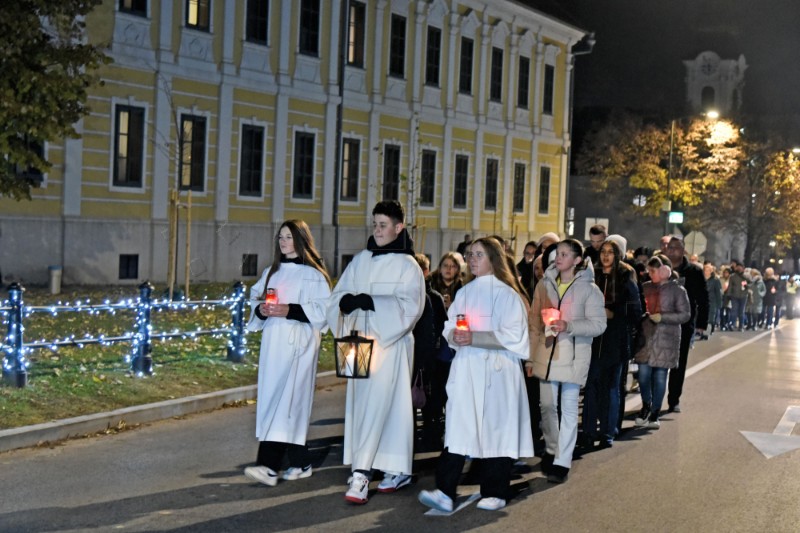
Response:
[1,282,247,388]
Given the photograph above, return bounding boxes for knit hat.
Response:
[605,234,627,255]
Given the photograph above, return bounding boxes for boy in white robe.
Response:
[327,200,425,505]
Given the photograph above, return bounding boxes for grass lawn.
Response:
[1,282,335,430]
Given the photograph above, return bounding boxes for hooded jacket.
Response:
[529,262,607,385]
[636,277,691,368]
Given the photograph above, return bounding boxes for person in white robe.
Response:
[243,220,331,487]
[418,237,533,513]
[327,200,425,505]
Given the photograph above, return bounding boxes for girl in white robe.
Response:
[243,220,331,487]
[418,237,533,513]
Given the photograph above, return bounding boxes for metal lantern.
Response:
[334,329,373,379]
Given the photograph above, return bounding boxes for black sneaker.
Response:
[634,406,651,427]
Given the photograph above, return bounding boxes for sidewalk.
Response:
[0,371,345,454]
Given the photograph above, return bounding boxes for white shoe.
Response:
[477,497,507,511]
[244,466,278,487]
[345,472,370,504]
[418,489,453,512]
[282,465,312,481]
[377,473,412,493]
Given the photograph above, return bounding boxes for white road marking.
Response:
[741,405,800,459]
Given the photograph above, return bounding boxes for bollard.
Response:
[227,281,247,362]
[2,283,28,388]
[130,281,154,376]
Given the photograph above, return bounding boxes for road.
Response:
[1,320,800,532]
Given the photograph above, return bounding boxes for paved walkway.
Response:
[2,321,800,531]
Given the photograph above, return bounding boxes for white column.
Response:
[411,1,426,105]
[445,13,460,117]
[157,0,174,63]
[278,0,293,86]
[477,22,491,120]
[532,40,544,134]
[371,0,388,103]
[322,0,343,225]
[558,54,575,236]
[506,35,519,123]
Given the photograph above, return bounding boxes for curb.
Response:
[0,371,345,454]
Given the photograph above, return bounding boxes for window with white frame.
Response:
[543,64,555,115]
[484,158,498,210]
[420,149,436,206]
[180,114,206,191]
[347,0,365,67]
[113,104,145,188]
[518,56,530,109]
[382,144,400,201]
[299,0,320,56]
[341,138,360,201]
[490,47,503,102]
[120,0,147,16]
[538,166,551,214]
[239,124,264,197]
[453,154,468,208]
[389,14,406,77]
[292,131,315,199]
[246,0,268,44]
[459,37,473,94]
[513,162,525,213]
[425,26,441,86]
[186,0,210,31]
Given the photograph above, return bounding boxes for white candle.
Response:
[344,346,356,377]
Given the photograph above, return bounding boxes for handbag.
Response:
[411,369,426,409]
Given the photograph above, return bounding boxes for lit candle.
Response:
[265,288,278,305]
[344,345,356,377]
[541,308,561,325]
[456,314,469,330]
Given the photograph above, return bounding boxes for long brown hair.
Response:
[596,240,634,305]
[263,220,331,297]
[470,237,527,301]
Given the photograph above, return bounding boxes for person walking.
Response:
[529,239,606,483]
[634,254,690,429]
[762,267,782,328]
[664,237,708,413]
[327,200,426,505]
[726,260,748,331]
[243,220,332,487]
[746,269,766,330]
[582,236,641,449]
[704,263,723,335]
[418,237,532,513]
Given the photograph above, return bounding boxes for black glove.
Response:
[339,293,374,314]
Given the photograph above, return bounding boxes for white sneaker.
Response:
[418,489,453,512]
[244,466,278,487]
[377,473,412,493]
[282,465,312,481]
[477,497,507,511]
[345,472,370,504]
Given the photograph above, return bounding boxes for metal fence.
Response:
[1,281,247,388]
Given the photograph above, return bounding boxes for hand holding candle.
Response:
[265,288,278,304]
[541,308,562,337]
[453,314,472,345]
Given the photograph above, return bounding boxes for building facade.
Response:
[0,0,586,285]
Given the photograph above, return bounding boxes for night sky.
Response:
[528,0,800,117]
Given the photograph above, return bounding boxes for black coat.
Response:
[674,257,709,331]
[592,267,642,366]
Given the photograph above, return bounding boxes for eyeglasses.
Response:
[465,252,486,259]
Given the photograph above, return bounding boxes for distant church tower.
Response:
[683,51,746,115]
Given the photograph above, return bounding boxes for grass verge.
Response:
[1,283,335,430]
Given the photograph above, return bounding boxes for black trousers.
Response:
[435,449,513,501]
[667,324,693,408]
[256,440,310,472]
[524,371,543,443]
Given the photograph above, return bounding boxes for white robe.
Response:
[442,275,534,459]
[326,250,425,474]
[246,263,331,444]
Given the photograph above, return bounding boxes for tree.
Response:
[575,110,742,218]
[0,0,107,200]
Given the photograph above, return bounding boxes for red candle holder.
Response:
[456,314,469,330]
[265,288,278,305]
[541,308,561,325]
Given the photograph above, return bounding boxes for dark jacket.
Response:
[674,256,709,331]
[592,266,642,366]
[637,279,691,368]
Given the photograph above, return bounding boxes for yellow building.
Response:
[0,0,587,284]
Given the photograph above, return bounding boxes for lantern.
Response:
[456,314,469,330]
[334,330,374,378]
[265,288,278,304]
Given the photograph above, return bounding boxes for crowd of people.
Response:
[241,207,798,514]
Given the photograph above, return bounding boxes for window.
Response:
[484,158,498,210]
[459,37,473,94]
[382,144,400,201]
[114,105,145,188]
[389,14,406,77]
[420,150,436,206]
[538,166,551,214]
[242,254,258,277]
[180,114,206,191]
[425,26,441,86]
[186,0,210,31]
[292,131,315,199]
[299,0,320,56]
[490,47,503,102]
[453,154,468,209]
[246,0,268,44]
[341,138,360,200]
[518,56,530,109]
[120,0,147,16]
[347,1,365,67]
[513,163,525,213]
[543,64,555,115]
[239,124,264,197]
[119,254,139,280]
[10,136,45,185]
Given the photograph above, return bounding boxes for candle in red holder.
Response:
[265,288,278,304]
[541,308,561,325]
[456,314,469,330]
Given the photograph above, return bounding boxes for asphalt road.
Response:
[1,320,799,532]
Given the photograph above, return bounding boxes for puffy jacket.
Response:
[636,279,691,368]
[530,263,607,385]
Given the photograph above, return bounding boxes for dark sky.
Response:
[547,0,800,117]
